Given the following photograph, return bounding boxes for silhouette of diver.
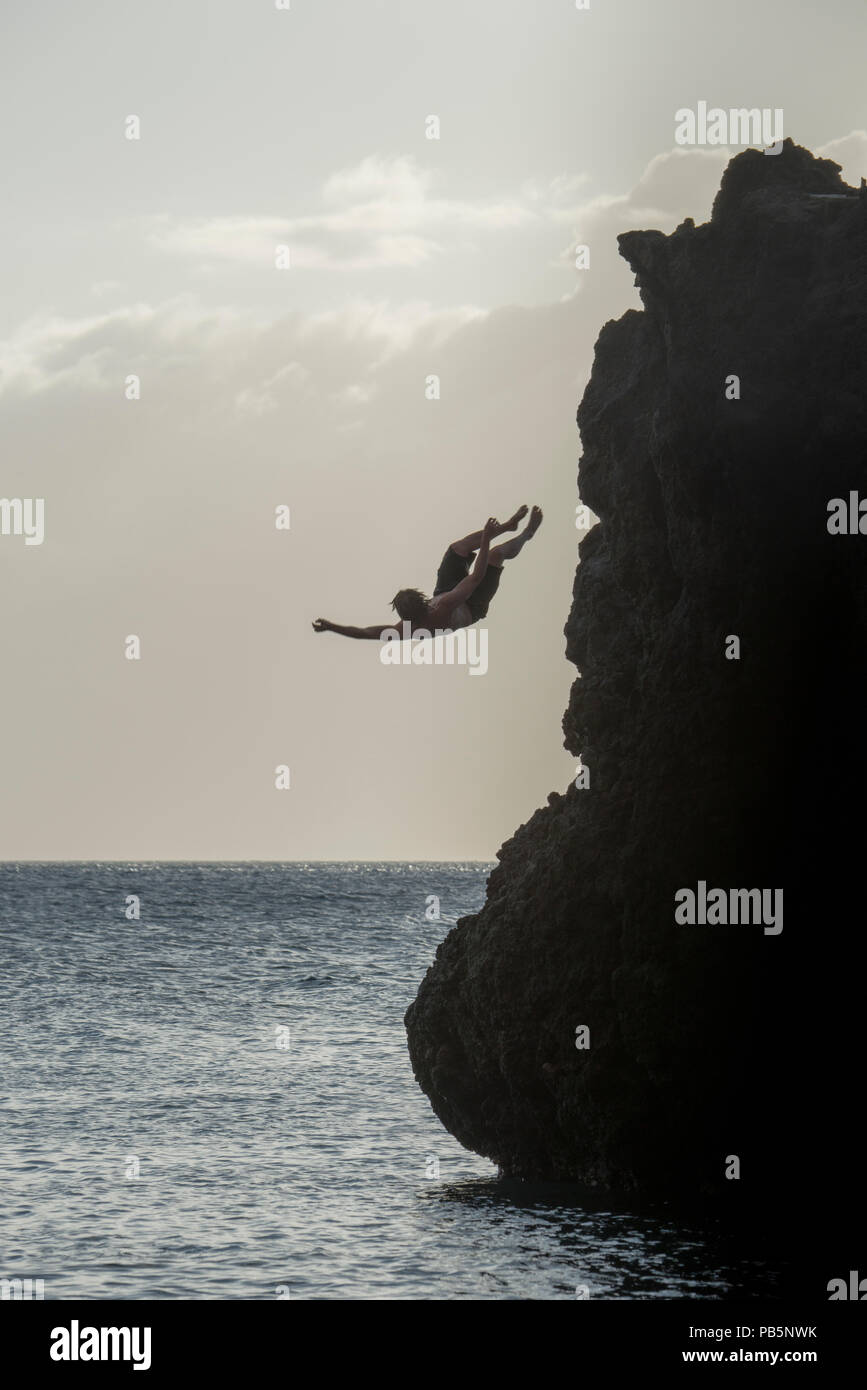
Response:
[313,505,543,641]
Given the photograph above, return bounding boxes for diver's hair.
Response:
[391,588,430,626]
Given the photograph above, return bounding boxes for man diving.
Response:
[312,504,542,641]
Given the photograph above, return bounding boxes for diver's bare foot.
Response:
[504,504,528,531]
[524,505,543,538]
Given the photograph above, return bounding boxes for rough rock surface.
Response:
[405,142,866,1263]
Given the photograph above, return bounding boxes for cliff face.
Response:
[405,142,867,1241]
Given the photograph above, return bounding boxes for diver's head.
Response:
[391,588,430,627]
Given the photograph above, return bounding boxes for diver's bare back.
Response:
[428,592,472,630]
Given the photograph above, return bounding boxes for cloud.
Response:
[0,143,777,404]
[0,299,249,396]
[142,148,726,287]
[560,146,728,239]
[297,298,485,359]
[138,146,746,304]
[816,130,867,185]
[149,211,441,272]
[235,361,311,417]
[0,305,154,394]
[146,155,582,273]
[546,145,731,285]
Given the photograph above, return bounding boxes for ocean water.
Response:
[0,862,781,1300]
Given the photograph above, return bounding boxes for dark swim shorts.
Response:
[433,546,502,621]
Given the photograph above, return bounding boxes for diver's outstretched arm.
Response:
[312,618,392,640]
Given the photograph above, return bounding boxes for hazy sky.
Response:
[1,0,865,860]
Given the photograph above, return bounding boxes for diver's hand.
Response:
[312,618,333,633]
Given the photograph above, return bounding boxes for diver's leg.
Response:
[450,505,529,556]
[488,505,543,564]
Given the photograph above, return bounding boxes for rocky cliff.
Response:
[405,141,867,1275]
